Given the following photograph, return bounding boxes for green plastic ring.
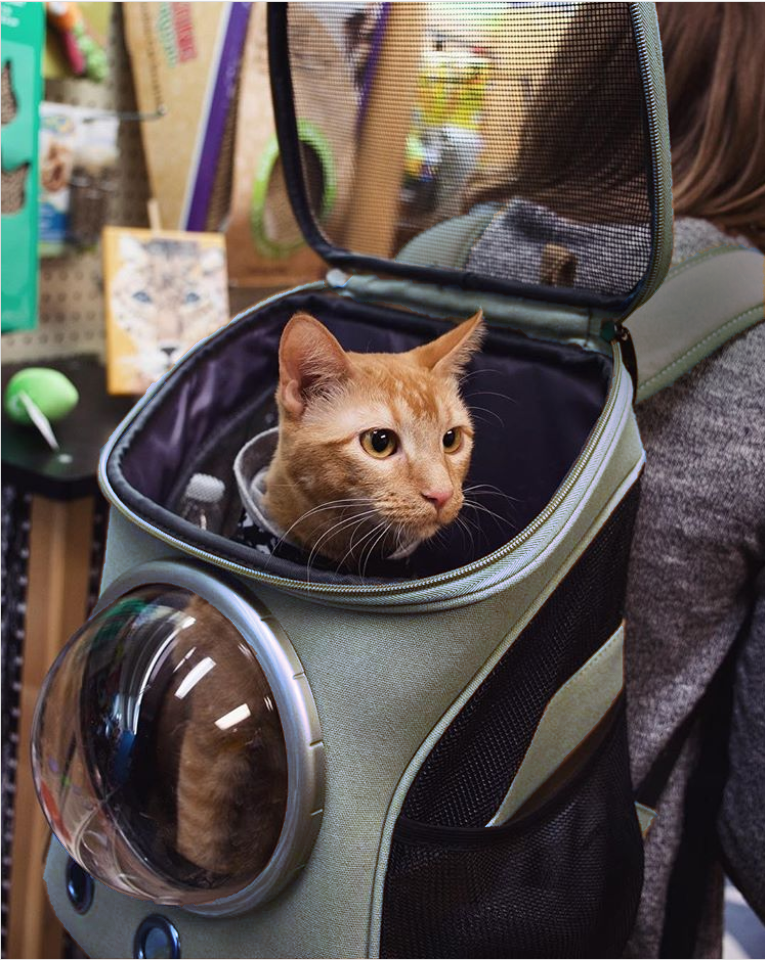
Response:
[250,120,337,259]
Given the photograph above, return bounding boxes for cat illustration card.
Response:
[103,226,229,395]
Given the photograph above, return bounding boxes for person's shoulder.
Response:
[638,321,765,421]
[636,219,764,492]
[694,321,765,399]
[667,215,764,395]
[671,217,758,266]
[634,217,764,407]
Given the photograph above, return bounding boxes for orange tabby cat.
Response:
[155,594,288,881]
[263,310,484,568]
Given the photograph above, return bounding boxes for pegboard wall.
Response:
[2,6,152,363]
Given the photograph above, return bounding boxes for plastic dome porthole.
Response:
[32,560,325,917]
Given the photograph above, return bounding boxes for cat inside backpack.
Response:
[237,310,484,575]
[153,592,288,882]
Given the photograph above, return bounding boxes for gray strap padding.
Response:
[626,246,764,403]
[395,204,500,270]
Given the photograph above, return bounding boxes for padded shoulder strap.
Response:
[626,246,764,403]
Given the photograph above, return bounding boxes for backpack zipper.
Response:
[627,4,673,313]
[100,342,628,604]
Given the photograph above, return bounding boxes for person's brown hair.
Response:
[657,2,765,251]
[466,4,648,224]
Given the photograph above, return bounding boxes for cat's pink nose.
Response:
[422,488,454,513]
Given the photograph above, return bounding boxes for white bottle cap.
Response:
[185,473,226,504]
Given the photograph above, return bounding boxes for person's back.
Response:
[625,220,764,957]
[623,5,765,955]
[397,6,764,953]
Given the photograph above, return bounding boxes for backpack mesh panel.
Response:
[379,483,642,957]
[380,703,644,959]
[286,2,652,302]
[401,482,641,828]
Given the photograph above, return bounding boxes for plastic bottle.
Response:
[178,473,226,533]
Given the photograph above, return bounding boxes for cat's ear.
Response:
[414,310,484,377]
[278,313,351,418]
[119,235,149,265]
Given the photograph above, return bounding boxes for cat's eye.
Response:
[360,429,399,459]
[133,290,152,303]
[443,427,463,453]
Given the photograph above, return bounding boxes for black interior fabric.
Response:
[106,290,611,584]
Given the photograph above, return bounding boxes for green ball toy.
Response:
[4,368,79,426]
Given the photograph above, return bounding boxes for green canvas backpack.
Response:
[31,3,763,958]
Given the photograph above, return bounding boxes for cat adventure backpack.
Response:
[30,4,764,958]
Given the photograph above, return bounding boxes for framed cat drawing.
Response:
[103,225,229,395]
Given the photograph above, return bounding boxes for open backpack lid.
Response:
[268,1,673,321]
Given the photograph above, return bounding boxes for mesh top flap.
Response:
[269,2,672,316]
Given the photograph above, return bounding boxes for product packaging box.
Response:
[2,0,44,333]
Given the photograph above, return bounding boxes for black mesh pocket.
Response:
[380,702,643,959]
[402,484,641,829]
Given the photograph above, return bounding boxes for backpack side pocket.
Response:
[380,699,643,959]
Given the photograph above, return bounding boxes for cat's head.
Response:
[264,311,484,568]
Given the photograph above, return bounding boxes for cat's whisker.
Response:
[274,498,372,552]
[361,521,391,579]
[305,518,356,580]
[463,497,508,517]
[462,498,516,530]
[451,515,476,555]
[470,389,517,405]
[305,509,380,580]
[352,520,390,576]
[334,518,385,578]
[468,405,506,427]
[306,510,377,560]
[463,491,520,527]
[334,515,387,573]
[455,503,484,528]
[459,367,507,385]
[456,511,482,543]
[353,522,378,578]
[431,527,448,549]
[462,511,484,546]
[470,414,501,430]
[395,525,410,555]
[464,483,520,504]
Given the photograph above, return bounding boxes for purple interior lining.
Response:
[108,291,611,580]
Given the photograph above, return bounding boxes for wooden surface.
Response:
[7,495,95,960]
[343,4,424,259]
[123,2,228,232]
[225,2,325,287]
[1,356,135,500]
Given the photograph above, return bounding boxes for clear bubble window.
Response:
[33,585,290,906]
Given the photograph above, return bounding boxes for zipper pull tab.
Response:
[326,268,350,289]
[603,321,639,402]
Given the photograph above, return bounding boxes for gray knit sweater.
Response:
[466,208,763,955]
[624,220,765,957]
